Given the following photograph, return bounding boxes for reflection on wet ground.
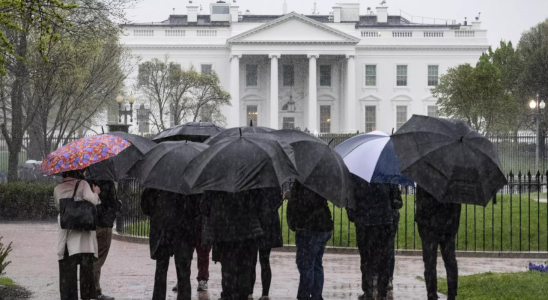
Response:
[2,222,532,300]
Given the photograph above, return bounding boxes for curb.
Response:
[113,231,548,259]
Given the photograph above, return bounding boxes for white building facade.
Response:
[121,2,488,134]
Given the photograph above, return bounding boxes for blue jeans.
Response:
[295,230,333,300]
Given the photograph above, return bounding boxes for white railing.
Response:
[134,30,154,37]
[197,30,217,37]
[392,31,413,38]
[361,31,380,38]
[455,31,475,38]
[424,32,444,38]
[165,30,185,37]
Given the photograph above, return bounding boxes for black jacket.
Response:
[257,188,283,249]
[391,185,404,225]
[200,190,264,245]
[286,182,334,233]
[346,176,396,226]
[87,180,120,228]
[415,186,462,235]
[141,188,199,260]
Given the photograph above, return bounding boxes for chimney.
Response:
[376,4,388,23]
[187,5,198,23]
[339,3,360,22]
[283,0,288,15]
[230,5,239,22]
[333,5,341,23]
[472,12,481,29]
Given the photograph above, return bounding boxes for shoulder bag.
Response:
[59,180,97,231]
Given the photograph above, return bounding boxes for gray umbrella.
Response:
[391,115,507,206]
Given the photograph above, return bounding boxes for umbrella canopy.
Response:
[266,129,326,144]
[86,132,157,181]
[40,135,131,175]
[335,131,414,186]
[204,126,274,145]
[183,136,298,193]
[129,141,208,194]
[392,115,507,206]
[153,122,225,143]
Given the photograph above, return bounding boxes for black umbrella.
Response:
[391,115,507,206]
[129,141,208,194]
[266,129,326,144]
[86,132,156,181]
[153,122,225,143]
[183,135,298,193]
[204,126,274,145]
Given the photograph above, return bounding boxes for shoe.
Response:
[97,295,115,300]
[378,298,388,300]
[259,296,270,300]
[447,296,456,300]
[198,280,208,291]
[172,284,178,292]
[387,280,393,291]
[357,294,374,300]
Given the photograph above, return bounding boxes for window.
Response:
[283,65,294,87]
[283,117,295,130]
[320,65,331,86]
[365,65,377,86]
[427,106,439,117]
[428,65,439,86]
[320,105,331,133]
[246,64,258,87]
[396,65,407,86]
[396,106,408,130]
[246,105,258,126]
[365,106,376,132]
[201,64,213,75]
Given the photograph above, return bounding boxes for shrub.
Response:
[0,236,12,276]
[0,183,56,220]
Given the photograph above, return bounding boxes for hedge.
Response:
[0,183,56,220]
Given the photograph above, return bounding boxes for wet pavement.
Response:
[1,222,534,300]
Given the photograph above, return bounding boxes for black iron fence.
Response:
[118,171,548,252]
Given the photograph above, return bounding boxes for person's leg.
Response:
[356,224,375,299]
[389,222,398,281]
[375,225,392,299]
[195,227,211,283]
[259,248,272,297]
[418,227,440,300]
[220,243,237,300]
[440,233,458,299]
[239,240,259,300]
[94,227,113,296]
[311,231,332,300]
[249,248,259,297]
[295,230,314,300]
[175,243,195,300]
[78,253,97,300]
[59,249,78,300]
[152,256,170,300]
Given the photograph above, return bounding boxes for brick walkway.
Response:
[0,222,534,300]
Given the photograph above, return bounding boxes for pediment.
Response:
[228,12,360,44]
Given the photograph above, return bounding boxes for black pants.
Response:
[152,244,195,300]
[355,224,392,298]
[418,226,458,300]
[59,247,96,300]
[250,248,272,296]
[219,239,259,300]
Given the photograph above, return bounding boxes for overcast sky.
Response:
[125,0,548,48]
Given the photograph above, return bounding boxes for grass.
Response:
[418,272,548,300]
[0,277,14,286]
[125,193,548,251]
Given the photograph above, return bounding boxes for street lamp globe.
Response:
[540,100,546,110]
[128,93,136,104]
[530,99,537,109]
[116,94,124,104]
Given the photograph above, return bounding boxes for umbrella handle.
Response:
[328,139,334,146]
[239,128,242,137]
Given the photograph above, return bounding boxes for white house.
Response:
[120,1,488,134]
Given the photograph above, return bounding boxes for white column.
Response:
[229,54,241,127]
[345,54,356,133]
[308,54,318,133]
[269,54,279,129]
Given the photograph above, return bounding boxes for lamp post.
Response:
[529,94,546,171]
[116,93,135,124]
[136,103,151,135]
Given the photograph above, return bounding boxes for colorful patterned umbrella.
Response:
[40,135,132,176]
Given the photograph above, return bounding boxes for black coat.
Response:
[392,185,403,225]
[286,181,334,233]
[200,190,264,245]
[87,180,120,228]
[257,188,283,249]
[347,175,397,226]
[415,186,462,235]
[141,188,198,260]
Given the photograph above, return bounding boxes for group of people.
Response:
[54,169,461,300]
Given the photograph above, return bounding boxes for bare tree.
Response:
[190,72,231,125]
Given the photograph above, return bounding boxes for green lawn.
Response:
[0,277,14,286]
[125,194,548,251]
[429,272,548,300]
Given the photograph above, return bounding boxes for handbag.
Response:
[59,180,97,231]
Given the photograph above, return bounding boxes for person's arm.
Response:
[81,181,100,205]
[391,184,403,210]
[140,188,156,217]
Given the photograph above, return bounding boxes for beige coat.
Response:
[54,178,101,261]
